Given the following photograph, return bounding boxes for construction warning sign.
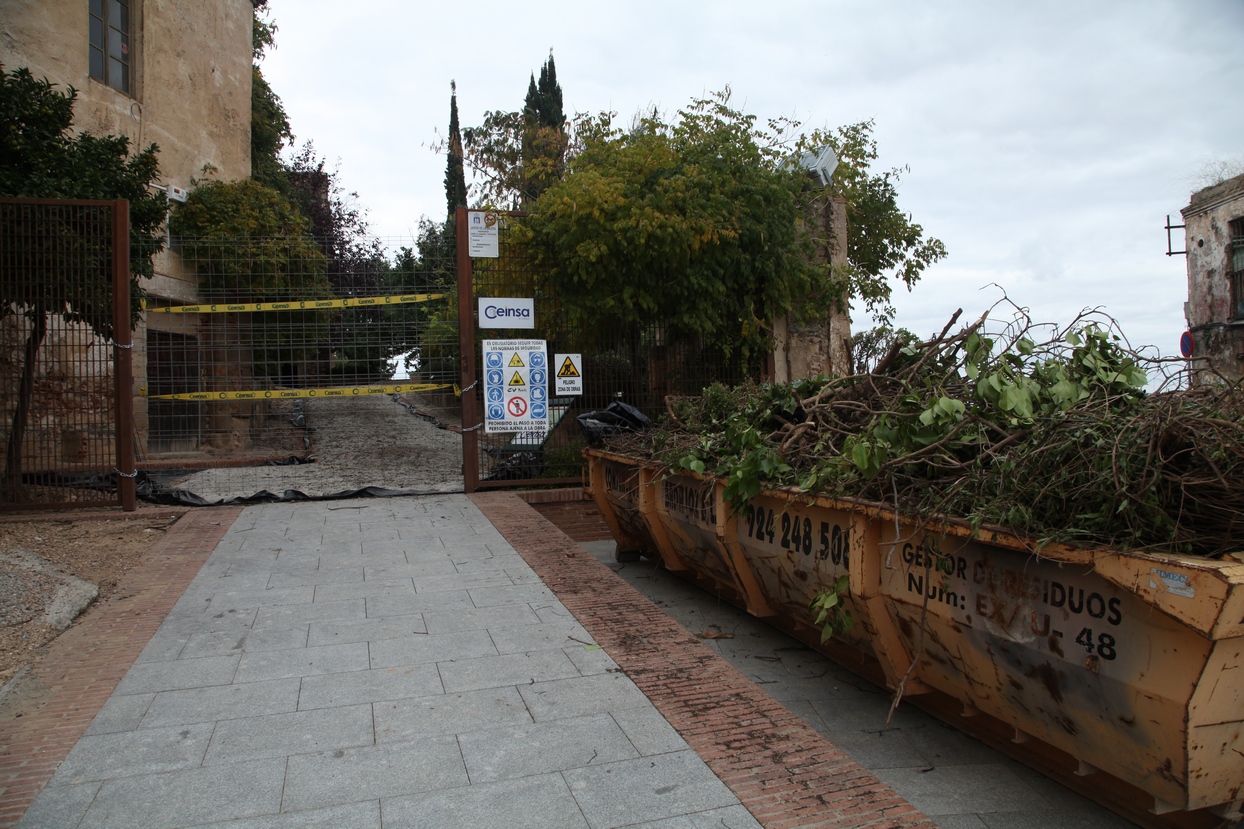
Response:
[554,353,583,395]
[483,339,548,433]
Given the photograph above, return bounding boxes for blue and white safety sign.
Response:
[483,339,548,434]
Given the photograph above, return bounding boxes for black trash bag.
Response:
[576,401,652,448]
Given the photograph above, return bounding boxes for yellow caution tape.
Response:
[145,293,446,314]
[146,383,453,401]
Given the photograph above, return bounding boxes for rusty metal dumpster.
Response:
[585,448,1244,823]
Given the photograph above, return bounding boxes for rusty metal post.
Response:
[456,208,479,493]
[111,199,136,510]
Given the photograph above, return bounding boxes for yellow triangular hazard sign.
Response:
[557,357,580,378]
[509,371,526,386]
[508,353,525,367]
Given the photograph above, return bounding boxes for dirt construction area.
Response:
[1,393,468,693]
[168,394,466,502]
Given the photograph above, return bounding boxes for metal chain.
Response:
[461,422,485,432]
[459,380,479,394]
[111,341,134,349]
[114,468,138,478]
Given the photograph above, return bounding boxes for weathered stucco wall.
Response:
[1182,173,1244,383]
[0,0,252,188]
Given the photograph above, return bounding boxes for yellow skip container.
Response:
[586,449,1244,823]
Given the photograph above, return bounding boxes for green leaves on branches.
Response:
[630,306,1244,557]
[170,179,331,302]
[801,120,947,322]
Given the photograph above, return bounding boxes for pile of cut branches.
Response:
[618,305,1244,558]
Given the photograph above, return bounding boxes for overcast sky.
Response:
[260,0,1243,355]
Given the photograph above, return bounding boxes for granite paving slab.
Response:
[17,496,762,829]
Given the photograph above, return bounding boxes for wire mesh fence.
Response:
[461,211,758,488]
[138,231,461,499]
[0,198,131,510]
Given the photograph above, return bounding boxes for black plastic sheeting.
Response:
[576,401,652,448]
[135,455,460,507]
[482,449,541,482]
[136,475,460,507]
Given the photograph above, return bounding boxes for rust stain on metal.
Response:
[1024,662,1064,704]
[1048,633,1065,658]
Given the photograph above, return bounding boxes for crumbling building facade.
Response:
[1183,172,1244,383]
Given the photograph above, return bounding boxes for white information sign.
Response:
[483,339,549,434]
[467,210,499,258]
[478,297,534,329]
[554,353,583,395]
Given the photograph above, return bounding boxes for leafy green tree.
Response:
[170,180,327,300]
[0,66,167,499]
[170,179,333,380]
[520,91,824,368]
[851,323,917,374]
[471,88,943,358]
[250,1,292,192]
[378,227,458,384]
[284,142,412,381]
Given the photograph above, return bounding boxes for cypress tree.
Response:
[523,74,540,127]
[520,53,565,204]
[535,54,563,129]
[444,80,467,219]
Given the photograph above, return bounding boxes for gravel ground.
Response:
[0,516,182,687]
[172,395,467,502]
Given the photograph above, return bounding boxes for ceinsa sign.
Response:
[478,298,535,329]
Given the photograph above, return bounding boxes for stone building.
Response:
[1,0,255,453]
[1182,172,1244,383]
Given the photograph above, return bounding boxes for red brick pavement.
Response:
[517,487,614,543]
[0,507,242,829]
[472,492,936,829]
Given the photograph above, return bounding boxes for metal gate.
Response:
[0,198,135,510]
[456,209,755,491]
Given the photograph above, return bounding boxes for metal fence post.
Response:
[456,207,479,493]
[112,199,136,511]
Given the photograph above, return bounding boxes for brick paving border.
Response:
[473,492,936,829]
[516,487,613,543]
[0,507,242,829]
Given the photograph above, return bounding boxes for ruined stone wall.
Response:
[0,315,116,472]
[1182,173,1244,383]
